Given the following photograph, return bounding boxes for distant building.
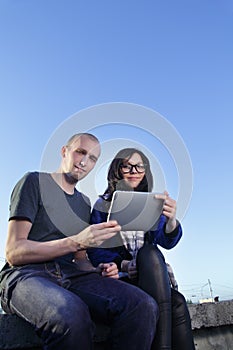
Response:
[199,298,214,304]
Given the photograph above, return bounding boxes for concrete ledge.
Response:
[0,314,42,349]
[1,300,233,350]
[0,314,110,350]
[193,325,233,350]
[189,300,233,329]
[189,300,233,350]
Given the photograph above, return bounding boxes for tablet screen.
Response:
[107,191,164,231]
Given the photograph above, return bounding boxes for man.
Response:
[0,133,158,350]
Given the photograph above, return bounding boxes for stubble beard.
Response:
[64,172,80,185]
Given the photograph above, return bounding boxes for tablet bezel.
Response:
[107,191,164,231]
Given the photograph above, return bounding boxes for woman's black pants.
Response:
[136,243,195,350]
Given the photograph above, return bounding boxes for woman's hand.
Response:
[127,259,137,279]
[155,191,177,233]
[121,259,137,279]
[96,262,119,279]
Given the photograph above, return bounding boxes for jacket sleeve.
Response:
[90,198,108,224]
[87,198,128,269]
[151,214,182,249]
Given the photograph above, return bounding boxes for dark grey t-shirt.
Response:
[9,172,91,242]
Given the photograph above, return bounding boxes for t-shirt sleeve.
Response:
[9,172,40,223]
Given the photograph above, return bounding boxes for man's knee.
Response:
[137,292,159,324]
[43,298,93,337]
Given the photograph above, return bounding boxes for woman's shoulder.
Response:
[94,193,111,205]
[93,195,109,210]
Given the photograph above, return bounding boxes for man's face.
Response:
[62,135,101,182]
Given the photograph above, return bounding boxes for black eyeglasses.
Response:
[120,163,146,174]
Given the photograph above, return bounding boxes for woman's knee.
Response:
[172,289,187,307]
[138,245,165,268]
[171,289,190,320]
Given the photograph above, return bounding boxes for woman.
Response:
[88,148,195,350]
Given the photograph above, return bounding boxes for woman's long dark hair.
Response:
[102,148,153,201]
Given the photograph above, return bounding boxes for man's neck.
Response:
[51,172,77,195]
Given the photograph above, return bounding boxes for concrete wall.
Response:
[0,300,233,349]
[189,300,233,350]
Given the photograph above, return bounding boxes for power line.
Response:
[179,280,233,302]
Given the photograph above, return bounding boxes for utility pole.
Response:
[208,279,213,302]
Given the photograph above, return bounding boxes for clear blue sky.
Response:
[0,0,232,302]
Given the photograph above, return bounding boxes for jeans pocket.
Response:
[45,262,62,279]
[0,286,11,313]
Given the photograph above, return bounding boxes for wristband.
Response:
[77,244,86,251]
[121,260,129,272]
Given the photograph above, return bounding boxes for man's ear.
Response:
[61,146,66,157]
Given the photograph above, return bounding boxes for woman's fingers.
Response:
[98,262,119,279]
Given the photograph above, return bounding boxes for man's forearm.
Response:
[6,237,78,266]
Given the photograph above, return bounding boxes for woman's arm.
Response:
[151,215,182,249]
[153,192,182,249]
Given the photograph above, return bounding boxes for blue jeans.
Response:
[0,259,158,350]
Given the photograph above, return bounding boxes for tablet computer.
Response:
[107,191,164,231]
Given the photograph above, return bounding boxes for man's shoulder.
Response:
[16,172,50,190]
[20,171,48,184]
[75,189,91,206]
[25,171,39,179]
[14,171,39,187]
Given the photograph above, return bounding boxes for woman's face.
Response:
[121,153,146,189]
